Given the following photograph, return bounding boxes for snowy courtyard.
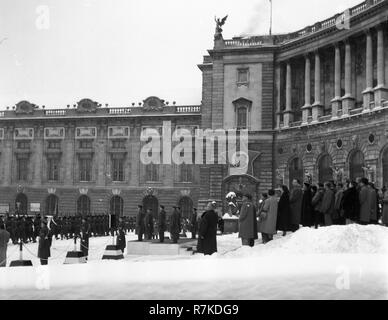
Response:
[1,224,388,300]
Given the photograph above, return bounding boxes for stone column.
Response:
[363,29,374,112]
[283,62,293,127]
[275,64,282,129]
[302,54,312,125]
[331,44,342,119]
[374,25,388,107]
[312,51,323,122]
[342,39,355,116]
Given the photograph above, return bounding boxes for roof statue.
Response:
[214,15,228,40]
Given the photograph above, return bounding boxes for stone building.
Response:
[0,98,201,218]
[1,0,388,217]
[197,0,388,211]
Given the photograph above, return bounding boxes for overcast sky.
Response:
[0,0,362,108]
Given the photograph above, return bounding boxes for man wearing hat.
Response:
[135,205,145,241]
[158,205,167,243]
[169,206,181,243]
[238,193,258,247]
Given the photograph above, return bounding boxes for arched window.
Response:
[45,194,59,216]
[143,195,159,219]
[383,148,388,187]
[289,157,303,188]
[15,193,28,215]
[178,197,193,219]
[318,155,333,183]
[77,195,91,216]
[349,150,365,181]
[110,196,124,218]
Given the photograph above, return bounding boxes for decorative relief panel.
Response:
[44,127,65,140]
[108,126,130,139]
[75,127,97,139]
[14,128,34,140]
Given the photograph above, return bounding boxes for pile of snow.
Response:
[225,224,388,258]
[1,225,388,299]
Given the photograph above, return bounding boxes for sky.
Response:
[0,0,362,109]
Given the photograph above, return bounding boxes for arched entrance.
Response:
[289,157,304,187]
[45,194,59,216]
[382,148,388,187]
[178,197,193,219]
[349,150,365,181]
[143,195,158,219]
[15,193,28,215]
[77,195,91,216]
[318,154,333,183]
[110,196,124,218]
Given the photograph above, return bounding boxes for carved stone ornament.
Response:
[15,101,38,115]
[76,99,99,113]
[143,97,165,112]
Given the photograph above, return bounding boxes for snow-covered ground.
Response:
[1,224,388,300]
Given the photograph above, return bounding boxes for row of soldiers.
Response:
[0,214,139,245]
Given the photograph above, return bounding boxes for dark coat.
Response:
[197,210,218,255]
[169,210,181,236]
[116,229,126,252]
[238,201,258,240]
[359,185,370,223]
[144,213,154,235]
[38,225,51,260]
[320,189,335,226]
[80,222,91,256]
[289,187,303,225]
[0,229,10,267]
[301,188,313,227]
[342,187,359,221]
[368,187,378,222]
[276,192,291,232]
[135,210,145,235]
[158,210,167,233]
[190,211,198,234]
[333,190,344,221]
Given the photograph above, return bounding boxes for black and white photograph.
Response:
[0,0,388,303]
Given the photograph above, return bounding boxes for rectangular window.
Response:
[180,164,193,183]
[79,158,92,181]
[112,158,124,181]
[17,141,30,149]
[237,68,249,85]
[17,158,28,181]
[145,163,159,182]
[48,141,61,150]
[111,140,126,149]
[237,107,248,129]
[79,140,93,149]
[47,158,60,181]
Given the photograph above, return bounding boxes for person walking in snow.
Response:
[38,218,51,265]
[116,224,126,253]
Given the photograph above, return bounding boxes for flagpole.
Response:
[269,0,273,36]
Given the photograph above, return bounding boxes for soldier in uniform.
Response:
[135,205,145,241]
[144,209,154,240]
[116,223,126,253]
[169,206,181,244]
[80,218,91,259]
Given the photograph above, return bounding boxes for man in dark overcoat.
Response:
[38,219,51,265]
[190,208,198,239]
[289,179,303,232]
[80,218,91,258]
[238,193,258,247]
[158,205,167,243]
[135,205,145,241]
[169,206,181,244]
[197,202,218,255]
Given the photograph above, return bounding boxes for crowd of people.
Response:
[237,178,388,248]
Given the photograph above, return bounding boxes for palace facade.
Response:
[1,0,388,217]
